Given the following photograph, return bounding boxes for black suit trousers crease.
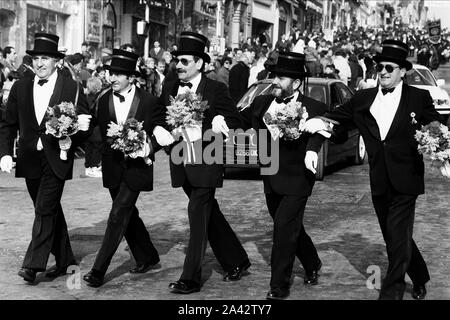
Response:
[92,181,159,274]
[180,182,249,285]
[372,183,430,299]
[23,152,75,271]
[265,192,321,289]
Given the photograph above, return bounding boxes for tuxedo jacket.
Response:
[241,94,327,196]
[0,71,89,180]
[325,84,441,195]
[160,75,242,188]
[95,87,166,192]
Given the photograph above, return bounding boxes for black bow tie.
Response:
[179,82,193,89]
[381,87,395,95]
[275,95,294,104]
[113,92,125,103]
[37,79,48,86]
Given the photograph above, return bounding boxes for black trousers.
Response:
[372,185,430,299]
[84,141,102,168]
[265,192,321,289]
[23,152,75,271]
[180,182,249,285]
[92,182,159,274]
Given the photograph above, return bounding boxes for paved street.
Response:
[0,147,449,301]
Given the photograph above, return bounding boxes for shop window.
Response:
[27,6,64,49]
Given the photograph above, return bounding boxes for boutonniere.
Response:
[410,112,417,124]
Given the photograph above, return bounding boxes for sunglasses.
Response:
[174,58,194,66]
[376,64,400,73]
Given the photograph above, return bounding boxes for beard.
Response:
[271,85,294,98]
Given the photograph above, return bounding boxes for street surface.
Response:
[0,150,449,301]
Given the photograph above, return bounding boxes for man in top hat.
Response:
[0,33,92,283]
[304,39,446,299]
[82,49,174,287]
[238,51,332,300]
[160,31,250,294]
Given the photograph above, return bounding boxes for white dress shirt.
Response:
[177,72,202,95]
[33,70,58,150]
[113,85,136,124]
[370,82,403,141]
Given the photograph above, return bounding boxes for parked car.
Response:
[405,64,450,122]
[224,78,366,180]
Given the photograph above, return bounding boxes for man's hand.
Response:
[212,115,230,138]
[0,155,13,173]
[303,118,328,134]
[77,114,92,131]
[304,150,318,174]
[153,125,175,146]
[129,141,151,159]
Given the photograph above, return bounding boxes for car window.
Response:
[305,84,327,105]
[335,82,353,104]
[237,82,273,110]
[405,68,436,86]
[329,84,340,109]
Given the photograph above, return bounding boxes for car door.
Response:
[326,82,353,164]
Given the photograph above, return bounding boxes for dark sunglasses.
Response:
[376,64,400,73]
[174,58,194,66]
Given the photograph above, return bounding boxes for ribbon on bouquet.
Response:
[180,126,202,164]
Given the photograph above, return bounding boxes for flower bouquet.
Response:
[414,121,450,177]
[106,118,152,165]
[263,100,308,141]
[45,101,79,160]
[166,91,209,139]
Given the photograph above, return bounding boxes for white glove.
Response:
[212,115,230,138]
[440,161,450,178]
[153,125,175,146]
[77,114,92,131]
[304,150,318,174]
[303,118,328,134]
[0,155,13,173]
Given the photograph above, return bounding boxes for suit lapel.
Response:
[126,87,140,120]
[28,78,40,128]
[196,75,207,97]
[358,87,381,140]
[384,84,409,141]
[38,73,64,129]
[259,95,276,120]
[108,93,118,123]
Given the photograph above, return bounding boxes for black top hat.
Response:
[373,39,412,70]
[171,31,211,63]
[268,52,308,79]
[26,33,65,59]
[104,49,140,77]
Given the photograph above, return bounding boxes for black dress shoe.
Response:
[223,259,251,282]
[45,261,78,278]
[304,261,322,285]
[169,280,201,294]
[266,287,290,300]
[412,284,427,300]
[18,268,37,283]
[129,259,160,274]
[83,270,104,288]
